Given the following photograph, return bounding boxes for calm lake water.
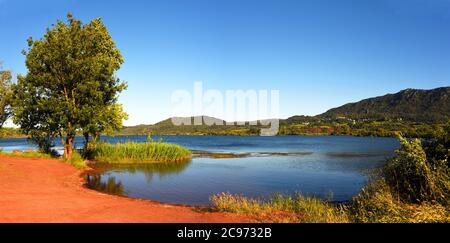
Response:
[0,135,399,205]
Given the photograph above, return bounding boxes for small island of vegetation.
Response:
[90,141,192,164]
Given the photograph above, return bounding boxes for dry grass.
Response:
[349,180,450,223]
[210,193,349,223]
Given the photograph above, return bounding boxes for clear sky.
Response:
[1,0,450,125]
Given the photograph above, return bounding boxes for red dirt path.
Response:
[0,155,249,223]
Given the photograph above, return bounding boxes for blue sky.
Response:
[1,0,450,125]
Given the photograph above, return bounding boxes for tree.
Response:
[0,63,12,128]
[13,13,127,159]
[81,103,128,147]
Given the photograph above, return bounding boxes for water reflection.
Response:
[85,160,192,196]
[85,175,125,196]
[92,160,191,176]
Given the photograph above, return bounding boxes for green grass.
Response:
[65,151,88,169]
[0,150,87,169]
[0,151,54,159]
[90,141,192,164]
[210,193,349,223]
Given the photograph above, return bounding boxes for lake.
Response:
[0,135,399,205]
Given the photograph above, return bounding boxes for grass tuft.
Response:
[64,151,87,169]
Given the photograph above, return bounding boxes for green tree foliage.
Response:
[12,13,127,159]
[82,103,128,145]
[0,63,12,128]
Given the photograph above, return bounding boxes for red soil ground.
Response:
[0,155,249,223]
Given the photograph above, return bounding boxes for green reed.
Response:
[90,141,192,164]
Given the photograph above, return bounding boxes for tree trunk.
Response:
[59,131,67,159]
[65,135,74,160]
[45,134,52,154]
[93,132,100,143]
[83,132,89,150]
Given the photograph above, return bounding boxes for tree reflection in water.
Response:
[85,160,192,196]
[85,174,125,196]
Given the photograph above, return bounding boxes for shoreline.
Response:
[0,155,250,223]
[0,133,400,140]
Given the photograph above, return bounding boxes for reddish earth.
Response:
[0,155,250,223]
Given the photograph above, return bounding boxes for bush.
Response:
[383,136,450,204]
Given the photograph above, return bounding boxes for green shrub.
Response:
[383,136,450,204]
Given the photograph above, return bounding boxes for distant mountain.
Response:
[318,87,450,122]
[119,116,262,136]
[117,87,450,136]
[282,115,317,124]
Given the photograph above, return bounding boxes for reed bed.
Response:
[91,141,192,164]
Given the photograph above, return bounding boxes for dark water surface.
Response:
[0,135,399,205]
